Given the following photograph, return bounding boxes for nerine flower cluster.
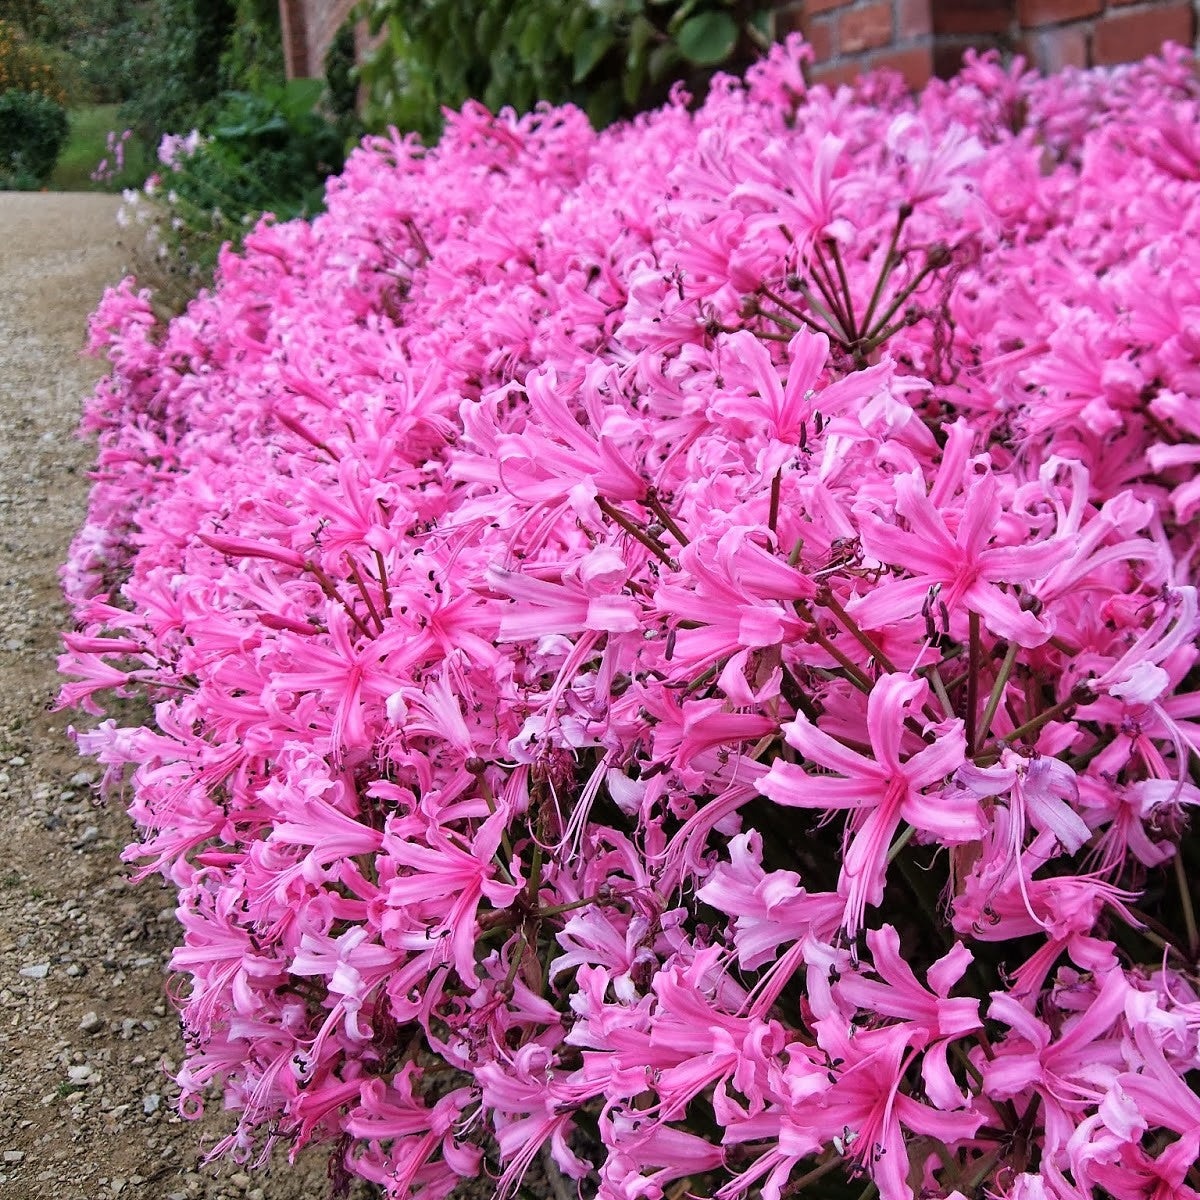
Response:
[61,39,1200,1200]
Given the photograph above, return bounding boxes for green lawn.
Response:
[49,103,153,192]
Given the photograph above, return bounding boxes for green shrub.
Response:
[218,0,285,95]
[355,0,776,138]
[115,0,236,143]
[323,17,358,125]
[133,79,345,293]
[185,80,344,218]
[0,86,69,186]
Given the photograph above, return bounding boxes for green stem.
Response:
[859,205,911,334]
[1175,850,1199,959]
[797,281,850,343]
[974,639,1019,756]
[859,310,919,355]
[788,1154,842,1192]
[306,562,375,639]
[757,306,801,332]
[827,238,858,341]
[817,588,898,674]
[863,252,945,342]
[811,240,852,337]
[999,686,1091,750]
[476,771,515,866]
[796,601,874,693]
[759,285,842,341]
[950,1039,984,1089]
[966,611,981,754]
[887,823,916,864]
[536,893,608,918]
[684,659,723,695]
[925,663,955,721]
[345,556,385,633]
[962,1149,1002,1193]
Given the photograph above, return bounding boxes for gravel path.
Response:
[0,194,347,1200]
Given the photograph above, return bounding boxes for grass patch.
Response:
[48,103,152,192]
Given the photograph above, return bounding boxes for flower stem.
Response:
[796,280,850,343]
[999,684,1091,749]
[759,284,842,342]
[925,663,955,721]
[827,238,858,340]
[887,823,916,864]
[950,1041,985,1092]
[596,497,676,567]
[788,1154,842,1192]
[796,601,874,693]
[645,490,690,547]
[860,204,912,334]
[962,1149,1002,1193]
[974,639,1019,756]
[817,587,898,674]
[966,611,981,753]
[1174,850,1199,959]
[306,562,375,638]
[863,249,947,342]
[373,548,393,618]
[345,555,385,633]
[812,239,853,337]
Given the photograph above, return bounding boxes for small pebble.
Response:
[142,1093,160,1114]
[3,1151,24,1164]
[79,1011,103,1035]
[19,963,49,980]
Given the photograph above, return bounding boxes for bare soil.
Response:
[0,193,350,1200]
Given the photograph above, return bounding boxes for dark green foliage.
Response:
[196,79,344,218]
[355,0,776,140]
[0,85,68,186]
[155,79,346,275]
[116,0,236,141]
[219,0,285,95]
[324,18,358,124]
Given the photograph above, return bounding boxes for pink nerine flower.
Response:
[854,469,1065,647]
[760,675,974,936]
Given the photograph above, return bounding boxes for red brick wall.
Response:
[279,0,356,79]
[781,0,936,88]
[281,0,1199,91]
[777,0,1198,88]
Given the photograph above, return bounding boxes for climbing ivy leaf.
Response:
[573,26,615,83]
[675,11,738,65]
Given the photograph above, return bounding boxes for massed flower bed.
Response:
[60,37,1200,1200]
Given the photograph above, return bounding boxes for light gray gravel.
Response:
[0,192,370,1200]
